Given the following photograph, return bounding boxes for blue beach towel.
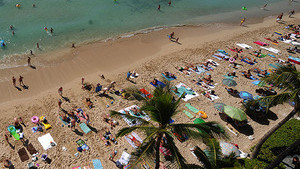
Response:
[217,49,228,55]
[162,73,176,81]
[79,123,91,134]
[241,59,254,65]
[268,54,276,58]
[252,80,260,85]
[150,80,166,88]
[212,55,223,60]
[92,159,103,169]
[59,117,70,125]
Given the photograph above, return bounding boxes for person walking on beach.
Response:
[276,13,283,22]
[27,56,31,67]
[126,71,132,81]
[36,43,39,49]
[72,43,75,48]
[176,37,179,43]
[58,99,62,109]
[289,10,295,18]
[158,4,160,10]
[19,76,24,86]
[240,18,246,26]
[12,76,16,87]
[58,87,63,96]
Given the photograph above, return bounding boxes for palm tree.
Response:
[110,84,226,169]
[192,139,242,169]
[247,64,300,159]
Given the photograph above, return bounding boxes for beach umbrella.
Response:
[223,105,247,121]
[254,95,268,108]
[214,102,226,112]
[222,79,237,87]
[239,91,253,100]
[220,142,240,157]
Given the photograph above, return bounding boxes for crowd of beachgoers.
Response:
[0,11,299,169]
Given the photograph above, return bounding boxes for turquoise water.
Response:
[0,0,298,61]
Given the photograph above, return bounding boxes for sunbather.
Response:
[225,87,239,95]
[200,90,216,100]
[163,72,176,78]
[128,134,141,147]
[59,113,69,123]
[85,98,93,109]
[241,70,252,79]
[241,56,257,64]
[202,74,212,84]
[102,81,116,95]
[227,71,236,77]
[130,106,142,116]
[152,78,158,86]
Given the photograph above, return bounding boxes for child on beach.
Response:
[12,76,16,87]
[240,18,245,26]
[19,76,24,86]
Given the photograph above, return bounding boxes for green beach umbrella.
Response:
[223,105,247,121]
[214,102,226,112]
[222,78,237,87]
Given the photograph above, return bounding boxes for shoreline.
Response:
[1,13,299,105]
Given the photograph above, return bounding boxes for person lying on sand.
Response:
[227,71,236,77]
[225,87,239,95]
[102,81,116,95]
[59,113,69,123]
[200,90,216,100]
[241,70,252,79]
[163,72,176,78]
[84,98,94,109]
[241,56,257,64]
[127,134,141,147]
[202,74,213,84]
[152,78,158,85]
[130,106,142,116]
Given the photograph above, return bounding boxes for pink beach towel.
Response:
[254,41,269,46]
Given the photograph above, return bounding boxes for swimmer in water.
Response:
[12,31,15,36]
[32,4,36,7]
[168,1,171,6]
[10,25,13,30]
[261,4,267,10]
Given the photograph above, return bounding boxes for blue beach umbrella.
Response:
[239,91,253,100]
[254,95,267,108]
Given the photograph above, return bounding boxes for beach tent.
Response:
[38,133,56,150]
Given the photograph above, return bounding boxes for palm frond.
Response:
[191,146,213,169]
[130,137,156,168]
[115,126,157,138]
[206,139,221,167]
[164,132,188,168]
[110,110,152,125]
[170,122,227,139]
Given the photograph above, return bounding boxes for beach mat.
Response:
[59,116,70,125]
[25,143,38,155]
[139,88,153,98]
[184,110,194,119]
[18,147,30,162]
[185,103,199,114]
[268,54,276,58]
[92,159,103,169]
[150,80,166,88]
[241,59,254,65]
[162,73,176,81]
[79,123,91,134]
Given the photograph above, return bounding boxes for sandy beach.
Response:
[0,13,299,168]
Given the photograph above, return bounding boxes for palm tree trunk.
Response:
[250,107,299,159]
[155,135,163,169]
[265,138,300,169]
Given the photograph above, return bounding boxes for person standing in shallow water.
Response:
[168,1,171,6]
[50,27,53,34]
[36,43,39,49]
[158,5,160,10]
[27,56,31,67]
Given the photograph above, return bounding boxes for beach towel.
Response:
[268,54,276,58]
[18,147,30,162]
[197,81,216,88]
[241,59,254,65]
[119,152,131,166]
[38,133,56,150]
[173,83,199,101]
[288,56,300,64]
[130,72,139,78]
[79,123,91,134]
[119,105,149,127]
[184,110,194,119]
[274,31,282,35]
[122,105,151,121]
[236,43,253,49]
[282,39,292,44]
[162,73,176,81]
[229,48,243,53]
[260,47,280,54]
[150,80,166,88]
[291,41,300,46]
[217,49,228,55]
[185,103,199,114]
[264,38,278,44]
[241,72,258,80]
[212,55,223,60]
[254,41,269,46]
[59,116,70,125]
[194,65,207,74]
[25,143,38,155]
[92,159,103,169]
[72,166,82,169]
[77,139,89,151]
[207,59,219,66]
[268,64,278,69]
[125,132,143,149]
[252,81,260,85]
[223,75,235,79]
[139,88,153,98]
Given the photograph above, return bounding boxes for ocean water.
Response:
[0,0,298,61]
